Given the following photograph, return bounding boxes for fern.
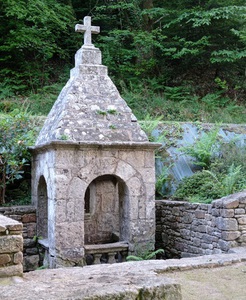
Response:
[222,164,242,195]
[126,249,164,261]
[180,127,220,168]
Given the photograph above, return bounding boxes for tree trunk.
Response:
[142,0,154,31]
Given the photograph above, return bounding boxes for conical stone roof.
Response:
[35,17,148,146]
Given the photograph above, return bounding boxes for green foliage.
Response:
[173,138,246,203]
[180,127,220,168]
[122,84,245,123]
[221,164,245,195]
[0,109,39,204]
[0,0,76,95]
[139,114,163,142]
[126,248,164,262]
[173,171,223,203]
[156,166,172,198]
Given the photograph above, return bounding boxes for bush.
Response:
[173,171,223,203]
[0,109,40,204]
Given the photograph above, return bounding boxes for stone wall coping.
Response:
[156,190,246,208]
[156,199,193,206]
[38,238,49,249]
[84,241,128,254]
[30,141,161,152]
[0,214,22,230]
[212,190,246,207]
[0,206,36,214]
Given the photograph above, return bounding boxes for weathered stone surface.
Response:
[23,255,39,272]
[0,236,23,254]
[25,223,36,238]
[216,217,238,231]
[23,238,36,248]
[0,215,22,231]
[21,214,36,223]
[13,252,23,264]
[195,210,206,219]
[156,192,246,258]
[0,225,6,232]
[237,217,246,225]
[0,254,11,265]
[221,194,240,209]
[220,209,234,218]
[235,208,245,215]
[237,234,246,243]
[221,231,241,241]
[0,264,23,278]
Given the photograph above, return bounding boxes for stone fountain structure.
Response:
[31,16,159,268]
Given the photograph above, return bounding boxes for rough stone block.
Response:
[0,236,23,253]
[212,248,222,254]
[24,238,36,248]
[222,197,239,209]
[25,247,39,255]
[191,237,201,246]
[211,208,220,217]
[0,263,23,278]
[239,225,246,231]
[237,234,246,243]
[23,255,39,272]
[182,214,193,224]
[235,208,245,215]
[221,231,241,241]
[220,209,234,218]
[13,251,23,264]
[216,217,238,231]
[237,217,246,225]
[195,210,206,219]
[202,234,214,243]
[25,223,36,238]
[196,225,207,233]
[201,243,213,250]
[218,239,230,251]
[21,214,36,223]
[0,254,11,266]
[0,225,6,232]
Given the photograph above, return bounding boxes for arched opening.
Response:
[37,176,48,239]
[84,174,129,245]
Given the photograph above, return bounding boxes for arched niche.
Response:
[84,174,129,245]
[37,176,48,239]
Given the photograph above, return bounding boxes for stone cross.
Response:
[75,16,100,47]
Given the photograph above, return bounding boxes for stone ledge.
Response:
[84,241,128,254]
[1,247,246,299]
[0,215,23,231]
[30,140,161,152]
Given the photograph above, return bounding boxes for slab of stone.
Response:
[1,247,246,300]
[0,214,23,232]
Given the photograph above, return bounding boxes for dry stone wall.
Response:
[0,206,38,272]
[156,191,246,258]
[0,214,23,277]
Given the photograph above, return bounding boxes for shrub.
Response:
[0,109,39,204]
[173,170,224,203]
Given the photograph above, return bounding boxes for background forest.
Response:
[0,0,245,205]
[0,0,246,122]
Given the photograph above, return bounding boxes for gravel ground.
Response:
[168,262,246,300]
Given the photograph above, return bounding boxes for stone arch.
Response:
[84,173,129,245]
[37,176,48,239]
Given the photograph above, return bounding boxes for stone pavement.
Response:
[1,247,246,300]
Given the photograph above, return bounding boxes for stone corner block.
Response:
[0,264,23,278]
